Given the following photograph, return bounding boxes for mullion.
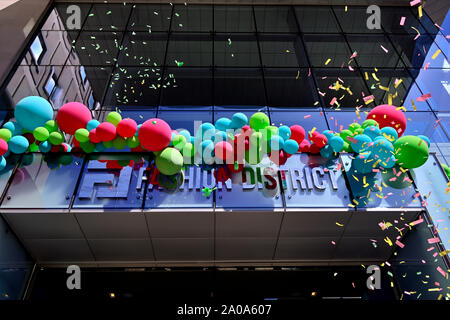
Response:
[252,5,269,112]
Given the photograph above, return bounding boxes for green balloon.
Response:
[80,141,96,153]
[117,159,131,167]
[60,155,73,166]
[45,120,58,133]
[340,129,353,143]
[0,128,12,142]
[249,112,270,131]
[348,123,361,133]
[361,119,379,129]
[75,128,90,143]
[106,111,122,126]
[112,136,127,150]
[245,144,263,165]
[29,142,39,152]
[442,164,450,179]
[182,142,195,158]
[126,136,140,148]
[342,141,352,152]
[394,135,429,169]
[155,147,183,175]
[33,127,49,141]
[354,127,364,135]
[382,167,412,189]
[102,140,113,149]
[172,134,186,150]
[48,131,64,145]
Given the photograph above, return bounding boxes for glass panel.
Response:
[214,34,260,67]
[214,106,268,128]
[347,34,404,68]
[341,154,422,208]
[303,34,352,68]
[333,6,383,33]
[389,33,435,69]
[380,6,426,35]
[412,68,450,112]
[281,154,351,208]
[118,32,167,67]
[44,75,56,96]
[264,68,318,108]
[294,6,340,33]
[270,109,329,133]
[160,67,213,106]
[73,154,148,209]
[73,31,124,66]
[166,33,212,67]
[1,154,84,209]
[216,156,283,209]
[157,107,213,134]
[26,31,74,66]
[214,5,255,33]
[82,4,132,31]
[254,6,298,33]
[259,34,308,67]
[171,4,212,33]
[214,68,266,106]
[144,165,213,208]
[128,4,172,32]
[30,36,44,63]
[42,4,91,31]
[314,68,371,110]
[0,155,19,197]
[326,111,363,132]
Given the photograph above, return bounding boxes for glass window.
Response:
[214,34,260,67]
[412,68,450,112]
[326,111,363,132]
[73,31,124,66]
[30,35,45,64]
[254,6,298,33]
[157,107,213,134]
[303,34,352,68]
[270,108,328,133]
[43,4,91,31]
[380,6,425,35]
[264,68,318,107]
[83,4,132,31]
[166,34,212,67]
[44,74,57,97]
[118,32,167,67]
[214,68,266,106]
[389,34,435,69]
[259,34,308,67]
[1,154,84,209]
[214,5,255,33]
[295,6,340,33]
[128,4,172,32]
[80,66,87,83]
[171,4,212,33]
[333,6,383,34]
[88,92,95,109]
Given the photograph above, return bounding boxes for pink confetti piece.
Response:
[437,267,446,277]
[400,17,406,26]
[433,252,438,257]
[413,192,421,198]
[446,35,450,39]
[395,240,405,248]
[424,62,430,70]
[308,68,311,76]
[348,65,354,71]
[417,93,431,102]
[380,45,389,53]
[331,241,336,245]
[350,52,358,59]
[410,218,424,226]
[410,0,421,6]
[304,115,311,119]
[434,23,443,30]
[427,237,440,244]
[363,95,375,102]
[330,97,337,105]
[427,247,435,251]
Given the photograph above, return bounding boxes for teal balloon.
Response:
[169,132,176,146]
[351,134,372,153]
[14,96,53,131]
[283,139,299,154]
[353,152,374,174]
[363,126,381,141]
[87,119,100,131]
[9,136,29,154]
[372,138,394,163]
[383,155,396,169]
[270,136,284,151]
[322,130,334,140]
[329,136,344,153]
[95,143,106,152]
[230,112,248,129]
[213,131,227,143]
[196,123,215,140]
[178,130,191,142]
[278,126,291,140]
[135,124,142,136]
[3,121,22,136]
[38,140,52,153]
[0,156,6,171]
[215,118,231,132]
[417,135,430,148]
[380,126,398,142]
[320,144,333,158]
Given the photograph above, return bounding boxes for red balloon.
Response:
[269,150,288,166]
[312,134,328,147]
[310,143,321,154]
[61,143,70,152]
[96,122,116,142]
[56,102,92,135]
[73,138,80,147]
[214,141,234,162]
[23,133,35,145]
[213,166,230,183]
[299,139,310,152]
[227,162,244,173]
[308,130,320,141]
[241,125,251,134]
[0,139,8,156]
[138,118,172,152]
[89,128,101,144]
[131,145,146,152]
[367,104,407,137]
[290,125,305,144]
[117,118,137,138]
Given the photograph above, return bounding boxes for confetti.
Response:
[395,240,405,248]
[325,58,331,65]
[400,17,406,26]
[296,70,300,80]
[418,5,423,18]
[380,45,389,53]
[431,49,441,59]
[427,238,440,244]
[410,0,421,6]
[416,93,431,102]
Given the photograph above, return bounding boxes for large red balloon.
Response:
[117,118,137,138]
[89,128,101,144]
[299,139,310,152]
[138,118,172,152]
[367,104,407,137]
[56,102,92,135]
[0,139,8,156]
[96,122,116,142]
[214,141,234,162]
[290,125,305,144]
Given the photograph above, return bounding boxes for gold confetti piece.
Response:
[336,222,344,227]
[379,85,390,91]
[394,79,403,88]
[352,175,359,182]
[418,5,423,18]
[325,58,331,65]
[411,99,417,111]
[388,94,393,105]
[372,73,380,81]
[296,70,300,80]
[364,72,369,80]
[431,49,441,59]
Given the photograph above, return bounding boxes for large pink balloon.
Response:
[56,102,92,135]
[138,118,172,152]
[96,122,116,142]
[367,104,407,137]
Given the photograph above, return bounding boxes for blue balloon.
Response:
[215,118,231,132]
[178,130,191,142]
[418,135,430,148]
[196,123,215,140]
[283,139,299,154]
[320,144,333,158]
[353,152,374,174]
[372,138,394,163]
[351,134,372,153]
[278,126,291,140]
[38,140,52,153]
[322,130,334,140]
[213,131,227,143]
[201,140,215,164]
[87,119,100,131]
[363,126,381,141]
[329,136,344,153]
[95,143,106,152]
[230,113,248,129]
[135,124,142,136]
[270,136,284,151]
[9,136,29,154]
[14,96,53,131]
[169,132,176,146]
[380,127,398,142]
[0,156,6,171]
[190,136,195,145]
[382,155,396,169]
[3,121,22,136]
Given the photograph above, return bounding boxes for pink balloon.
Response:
[138,118,172,152]
[0,139,8,156]
[56,102,92,135]
[117,118,137,138]
[96,122,116,142]
[367,104,407,136]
